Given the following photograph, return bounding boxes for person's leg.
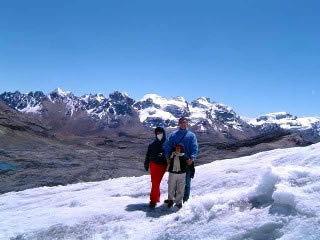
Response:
[150,163,167,203]
[157,164,167,201]
[183,167,191,202]
[167,173,177,207]
[175,173,186,205]
[168,173,177,201]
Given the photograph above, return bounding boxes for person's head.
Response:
[154,127,164,141]
[178,117,188,130]
[175,144,184,153]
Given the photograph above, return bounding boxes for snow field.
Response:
[1,143,320,240]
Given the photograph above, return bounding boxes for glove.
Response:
[144,162,149,171]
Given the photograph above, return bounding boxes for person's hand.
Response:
[166,159,171,164]
[186,159,193,166]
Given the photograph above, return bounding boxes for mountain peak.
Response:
[140,94,187,106]
[109,91,133,102]
[95,93,105,102]
[140,93,162,102]
[51,88,72,97]
[173,96,187,102]
[191,97,214,109]
[197,96,211,102]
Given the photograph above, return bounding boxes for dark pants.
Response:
[183,167,191,201]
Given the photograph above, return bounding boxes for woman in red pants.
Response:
[144,127,167,208]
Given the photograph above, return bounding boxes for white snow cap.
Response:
[51,87,72,97]
[95,93,105,102]
[140,94,187,107]
[262,112,293,119]
[194,96,212,107]
[80,93,105,103]
[122,92,129,97]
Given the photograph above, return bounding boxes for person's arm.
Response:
[189,134,199,162]
[144,144,151,171]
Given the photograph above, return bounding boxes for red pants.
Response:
[149,162,167,204]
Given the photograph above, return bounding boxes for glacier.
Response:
[1,143,320,240]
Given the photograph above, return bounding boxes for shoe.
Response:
[167,200,174,208]
[175,204,182,209]
[164,199,170,203]
[149,202,156,209]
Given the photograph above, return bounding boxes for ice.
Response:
[1,143,320,240]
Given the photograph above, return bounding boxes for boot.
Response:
[175,203,182,209]
[149,201,156,209]
[167,200,174,208]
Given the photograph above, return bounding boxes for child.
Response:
[167,143,189,209]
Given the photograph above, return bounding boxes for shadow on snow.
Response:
[126,203,178,218]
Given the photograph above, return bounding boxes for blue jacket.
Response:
[165,128,198,161]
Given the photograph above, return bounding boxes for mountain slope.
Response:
[1,143,320,240]
[0,101,51,137]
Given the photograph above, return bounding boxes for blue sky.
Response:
[0,0,319,117]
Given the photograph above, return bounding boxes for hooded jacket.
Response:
[144,127,167,170]
[168,143,189,174]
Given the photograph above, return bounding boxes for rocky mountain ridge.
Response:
[1,88,319,142]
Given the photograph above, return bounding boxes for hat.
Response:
[175,143,184,152]
[154,127,164,134]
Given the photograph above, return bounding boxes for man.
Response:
[165,117,198,203]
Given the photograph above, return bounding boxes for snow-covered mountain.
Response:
[0,91,46,113]
[0,88,135,119]
[250,112,320,140]
[133,94,248,132]
[1,89,319,141]
[250,112,318,130]
[1,143,320,239]
[0,89,250,132]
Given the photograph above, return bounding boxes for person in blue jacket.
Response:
[165,117,198,203]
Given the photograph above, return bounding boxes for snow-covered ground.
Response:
[1,143,320,240]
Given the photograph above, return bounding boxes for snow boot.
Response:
[167,200,174,208]
[175,204,182,209]
[149,202,156,209]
